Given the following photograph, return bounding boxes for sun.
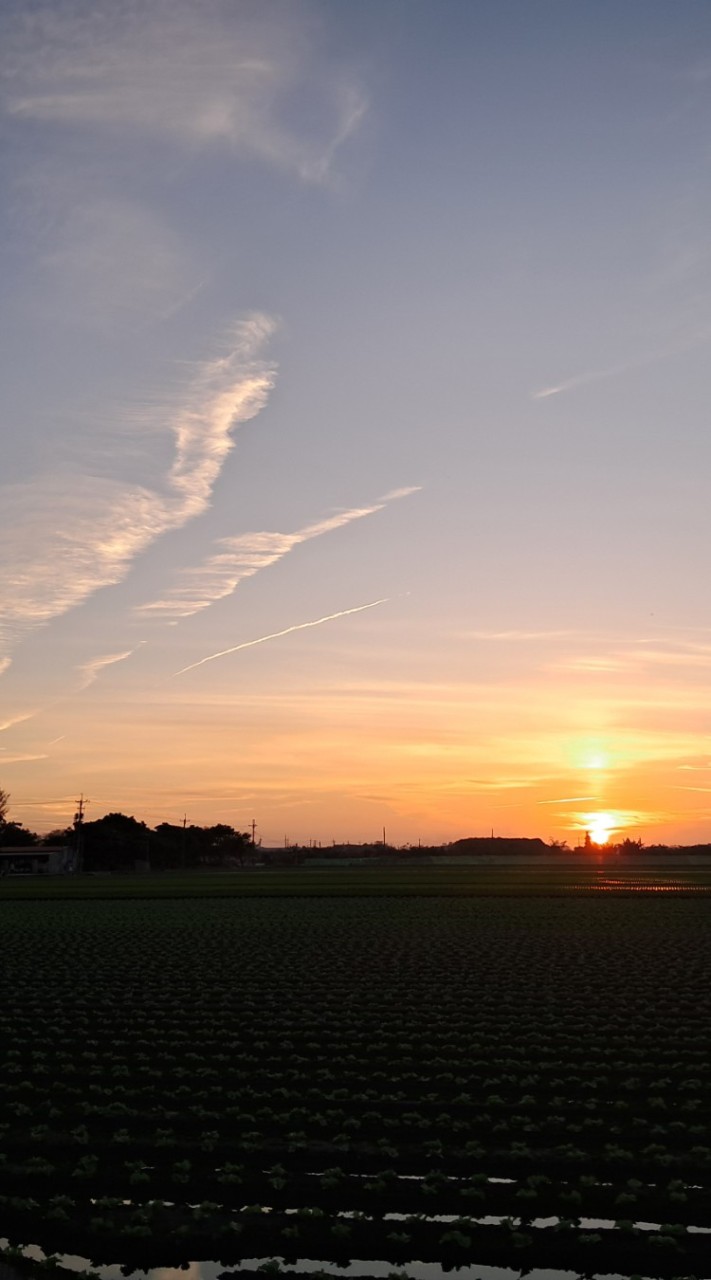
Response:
[585,812,618,846]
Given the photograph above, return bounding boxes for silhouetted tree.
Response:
[82,812,150,871]
[548,838,570,853]
[0,787,8,824]
[206,823,251,866]
[0,822,38,848]
[182,823,251,867]
[617,837,644,856]
[41,827,74,847]
[121,819,252,869]
[153,822,185,868]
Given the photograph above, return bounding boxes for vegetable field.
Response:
[2,887,711,1277]
[3,864,711,899]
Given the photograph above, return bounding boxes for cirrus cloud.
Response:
[138,485,421,621]
[0,315,277,658]
[2,0,367,184]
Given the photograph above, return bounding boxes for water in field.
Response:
[0,1254,644,1280]
[588,874,711,892]
[3,1237,699,1280]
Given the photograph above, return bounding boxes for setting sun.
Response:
[4,0,711,855]
[584,812,619,846]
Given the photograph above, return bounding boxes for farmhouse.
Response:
[0,846,75,875]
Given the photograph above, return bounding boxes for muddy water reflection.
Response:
[0,1255,636,1280]
[0,1236,685,1280]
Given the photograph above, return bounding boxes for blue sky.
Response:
[3,0,711,845]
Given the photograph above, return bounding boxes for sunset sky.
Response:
[3,0,711,847]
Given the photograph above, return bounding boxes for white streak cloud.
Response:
[76,646,142,692]
[174,598,391,677]
[167,316,277,519]
[139,485,420,620]
[0,315,276,656]
[0,712,38,734]
[0,753,49,764]
[530,332,710,401]
[537,795,597,805]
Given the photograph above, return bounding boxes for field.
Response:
[2,869,711,1279]
[3,862,711,898]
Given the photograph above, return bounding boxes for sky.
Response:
[3,0,711,848]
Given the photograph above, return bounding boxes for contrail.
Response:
[173,597,391,676]
[530,330,711,401]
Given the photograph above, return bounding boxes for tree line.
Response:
[0,790,252,871]
[3,787,711,867]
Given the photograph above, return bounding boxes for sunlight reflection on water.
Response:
[580,877,711,892]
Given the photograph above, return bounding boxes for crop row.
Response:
[3,1138,711,1188]
[2,1120,711,1173]
[2,894,711,1273]
[2,1194,711,1278]
[1,1159,709,1226]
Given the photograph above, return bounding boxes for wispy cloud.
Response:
[552,640,711,676]
[139,485,420,621]
[626,645,711,667]
[0,658,11,677]
[554,655,632,673]
[530,332,709,401]
[0,753,49,764]
[466,629,574,642]
[0,315,276,656]
[40,196,197,324]
[76,647,143,693]
[465,777,538,792]
[174,598,391,677]
[562,806,665,833]
[0,712,38,734]
[0,0,366,671]
[537,795,597,805]
[158,273,213,323]
[167,315,277,519]
[2,0,366,184]
[531,360,634,401]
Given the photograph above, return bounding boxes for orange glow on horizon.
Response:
[581,811,620,846]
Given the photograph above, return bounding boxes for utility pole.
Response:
[250,819,257,849]
[181,814,187,869]
[73,794,88,874]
